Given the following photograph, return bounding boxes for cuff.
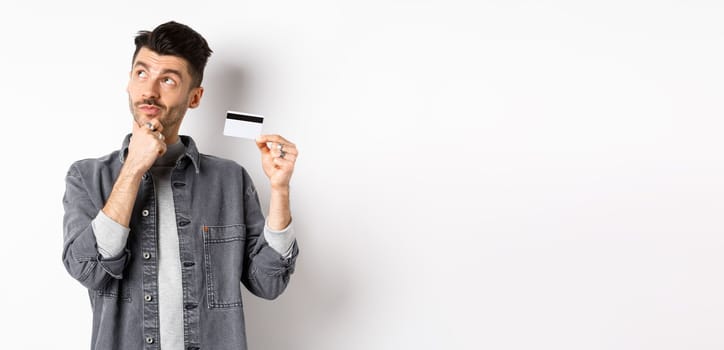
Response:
[92,210,131,258]
[263,220,295,258]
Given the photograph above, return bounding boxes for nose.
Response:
[140,79,160,100]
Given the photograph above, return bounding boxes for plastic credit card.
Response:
[223,111,264,139]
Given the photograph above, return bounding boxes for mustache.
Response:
[136,98,166,109]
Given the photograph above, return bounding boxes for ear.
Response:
[126,71,132,93]
[188,86,204,109]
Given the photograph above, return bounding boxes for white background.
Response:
[1,0,723,349]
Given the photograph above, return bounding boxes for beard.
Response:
[128,96,188,130]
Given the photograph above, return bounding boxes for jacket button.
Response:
[145,337,154,344]
[183,261,195,267]
[144,294,152,302]
[143,252,151,260]
[173,182,186,188]
[142,209,149,217]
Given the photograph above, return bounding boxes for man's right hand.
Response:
[124,120,167,175]
[101,120,166,226]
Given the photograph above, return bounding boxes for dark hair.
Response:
[132,21,212,88]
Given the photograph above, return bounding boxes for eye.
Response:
[162,77,176,86]
[136,70,148,79]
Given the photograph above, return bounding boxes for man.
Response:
[62,21,299,350]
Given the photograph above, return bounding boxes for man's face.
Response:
[127,47,203,134]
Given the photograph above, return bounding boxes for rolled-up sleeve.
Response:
[92,210,130,258]
[240,169,299,300]
[263,221,295,258]
[62,163,129,289]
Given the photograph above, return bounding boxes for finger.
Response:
[271,149,297,162]
[258,134,295,148]
[133,119,156,133]
[266,141,297,157]
[147,120,164,133]
[256,138,271,152]
[272,156,296,169]
[132,120,154,137]
[132,121,166,145]
[273,153,297,162]
[274,141,297,153]
[136,120,153,131]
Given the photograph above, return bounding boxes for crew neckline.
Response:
[154,139,185,167]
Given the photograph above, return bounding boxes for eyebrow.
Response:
[134,60,183,79]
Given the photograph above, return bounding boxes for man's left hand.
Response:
[256,134,298,190]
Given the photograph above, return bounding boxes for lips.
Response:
[138,105,161,116]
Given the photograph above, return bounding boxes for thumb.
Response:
[255,136,270,153]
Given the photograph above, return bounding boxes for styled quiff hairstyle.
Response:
[132,21,213,88]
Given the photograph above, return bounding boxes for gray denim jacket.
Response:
[62,134,299,350]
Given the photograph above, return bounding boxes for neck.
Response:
[163,134,180,145]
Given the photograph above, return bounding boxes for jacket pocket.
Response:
[95,276,132,303]
[203,224,245,308]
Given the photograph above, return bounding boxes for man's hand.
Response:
[255,134,298,190]
[256,134,298,230]
[125,120,167,175]
[101,120,167,227]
